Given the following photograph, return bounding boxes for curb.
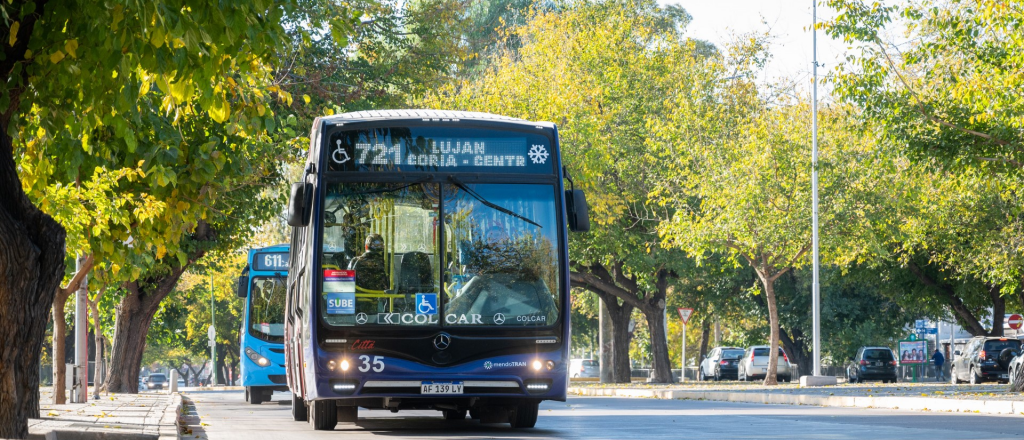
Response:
[180,386,244,391]
[569,387,1024,416]
[160,393,182,440]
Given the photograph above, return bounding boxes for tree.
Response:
[651,97,876,384]
[825,0,1024,174]
[0,1,363,433]
[426,0,720,384]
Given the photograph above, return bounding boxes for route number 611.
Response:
[357,355,384,372]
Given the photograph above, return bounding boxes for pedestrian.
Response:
[932,348,946,381]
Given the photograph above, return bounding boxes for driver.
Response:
[348,233,390,291]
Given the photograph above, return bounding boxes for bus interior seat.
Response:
[398,251,434,295]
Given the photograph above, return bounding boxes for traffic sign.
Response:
[677,308,694,325]
[1009,314,1023,330]
[915,319,928,329]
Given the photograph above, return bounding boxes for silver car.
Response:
[569,359,599,378]
[738,345,792,382]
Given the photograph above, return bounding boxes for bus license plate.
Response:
[421,381,463,394]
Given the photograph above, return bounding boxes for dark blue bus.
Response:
[236,244,290,404]
[284,110,589,430]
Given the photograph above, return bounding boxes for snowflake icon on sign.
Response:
[528,144,549,164]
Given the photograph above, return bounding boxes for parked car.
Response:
[569,359,599,378]
[951,337,1021,384]
[177,379,186,389]
[145,373,167,390]
[1007,350,1024,387]
[699,347,745,381]
[738,345,792,382]
[847,346,898,383]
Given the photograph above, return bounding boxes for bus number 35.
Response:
[358,355,385,372]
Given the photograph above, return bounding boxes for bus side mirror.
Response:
[236,276,248,299]
[287,182,311,227]
[566,189,590,232]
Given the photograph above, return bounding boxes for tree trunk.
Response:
[51,296,69,405]
[0,132,68,438]
[698,317,711,363]
[642,303,673,383]
[762,275,780,386]
[989,285,1005,337]
[107,222,210,393]
[608,306,632,383]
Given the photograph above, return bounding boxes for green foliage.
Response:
[824,0,1024,172]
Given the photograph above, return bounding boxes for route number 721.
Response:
[357,355,385,372]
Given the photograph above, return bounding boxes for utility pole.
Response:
[72,255,88,403]
[210,273,217,386]
[811,0,822,378]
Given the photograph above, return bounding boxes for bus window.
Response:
[320,182,440,326]
[249,277,286,343]
[443,183,560,327]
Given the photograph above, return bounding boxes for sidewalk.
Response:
[570,381,1024,416]
[25,388,181,440]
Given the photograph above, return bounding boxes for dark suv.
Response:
[847,346,897,383]
[951,337,1021,384]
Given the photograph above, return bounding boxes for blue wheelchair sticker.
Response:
[415,293,437,315]
[326,292,356,314]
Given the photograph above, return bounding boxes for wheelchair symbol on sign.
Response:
[332,140,350,164]
[418,296,435,314]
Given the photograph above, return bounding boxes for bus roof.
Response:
[319,109,556,130]
[252,243,289,252]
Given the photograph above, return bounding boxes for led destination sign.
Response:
[326,127,554,174]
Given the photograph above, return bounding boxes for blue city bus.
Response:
[236,244,290,404]
[283,110,589,430]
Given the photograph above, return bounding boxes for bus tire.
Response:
[247,387,265,405]
[291,394,308,422]
[509,402,539,429]
[310,399,337,431]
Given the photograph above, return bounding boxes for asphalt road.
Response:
[184,390,1024,439]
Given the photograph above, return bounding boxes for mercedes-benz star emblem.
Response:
[493,313,506,325]
[355,313,368,325]
[433,333,451,351]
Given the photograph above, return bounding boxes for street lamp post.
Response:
[210,273,217,386]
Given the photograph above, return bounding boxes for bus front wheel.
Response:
[310,399,337,431]
[246,387,266,405]
[509,402,539,429]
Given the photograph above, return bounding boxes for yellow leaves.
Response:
[64,40,78,59]
[150,27,166,48]
[257,104,266,117]
[49,50,65,64]
[208,94,231,123]
[303,94,311,105]
[156,245,167,260]
[9,21,19,46]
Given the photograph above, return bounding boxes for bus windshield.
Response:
[249,277,286,343]
[318,182,561,328]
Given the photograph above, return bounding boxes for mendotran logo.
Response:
[484,361,526,370]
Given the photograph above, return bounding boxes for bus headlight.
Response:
[340,359,350,371]
[328,360,337,370]
[546,360,555,370]
[245,347,271,368]
[533,360,543,371]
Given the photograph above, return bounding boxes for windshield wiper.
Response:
[447,175,542,228]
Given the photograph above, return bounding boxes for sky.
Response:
[662,0,849,91]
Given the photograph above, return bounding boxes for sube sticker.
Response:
[324,270,356,315]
